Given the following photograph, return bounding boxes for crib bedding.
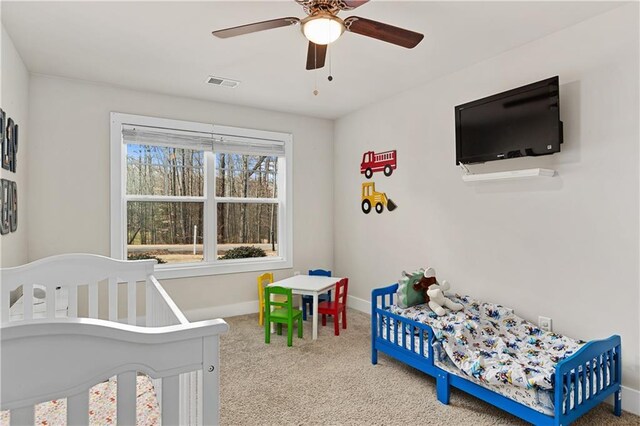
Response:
[388,294,586,391]
[0,374,160,426]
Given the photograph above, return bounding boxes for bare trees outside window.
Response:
[126,144,205,264]
[215,153,279,259]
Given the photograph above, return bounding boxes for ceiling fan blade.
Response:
[344,16,424,48]
[338,0,370,10]
[212,17,300,39]
[306,42,327,70]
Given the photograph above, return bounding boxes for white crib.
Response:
[0,254,229,425]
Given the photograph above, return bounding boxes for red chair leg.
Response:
[322,314,326,326]
[334,314,339,336]
[342,308,347,329]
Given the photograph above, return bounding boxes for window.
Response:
[215,153,280,260]
[111,113,293,278]
[126,144,205,264]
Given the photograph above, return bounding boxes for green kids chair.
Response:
[264,286,303,347]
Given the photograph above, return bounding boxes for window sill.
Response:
[153,257,293,280]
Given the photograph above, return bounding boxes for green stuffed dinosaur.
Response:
[396,268,427,308]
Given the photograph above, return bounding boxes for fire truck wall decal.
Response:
[0,179,17,235]
[360,149,397,179]
[361,182,397,214]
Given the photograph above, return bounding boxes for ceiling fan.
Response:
[211,0,424,71]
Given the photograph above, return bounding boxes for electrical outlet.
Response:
[538,316,552,332]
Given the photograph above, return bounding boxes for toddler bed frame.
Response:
[371,283,622,426]
[1,254,229,425]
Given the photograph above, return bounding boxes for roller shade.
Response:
[122,125,285,156]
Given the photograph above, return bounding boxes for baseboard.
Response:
[184,300,259,321]
[344,294,640,416]
[185,296,371,321]
[609,385,640,416]
[186,297,371,321]
[347,294,372,314]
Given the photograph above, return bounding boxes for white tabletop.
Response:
[268,275,342,340]
[268,275,340,292]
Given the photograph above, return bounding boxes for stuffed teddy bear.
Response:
[418,267,463,316]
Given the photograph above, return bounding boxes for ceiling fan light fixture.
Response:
[302,13,345,45]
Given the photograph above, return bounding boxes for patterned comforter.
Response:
[389,294,585,390]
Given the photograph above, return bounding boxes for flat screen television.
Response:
[455,76,563,165]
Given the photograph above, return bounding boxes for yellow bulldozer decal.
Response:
[361,182,397,214]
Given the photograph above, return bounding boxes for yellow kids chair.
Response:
[257,272,287,326]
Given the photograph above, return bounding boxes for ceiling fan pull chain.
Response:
[313,44,319,96]
[328,43,334,82]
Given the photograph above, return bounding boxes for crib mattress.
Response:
[0,374,160,425]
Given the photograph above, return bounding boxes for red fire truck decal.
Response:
[360,150,397,179]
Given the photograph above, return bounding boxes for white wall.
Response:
[27,75,334,316]
[0,25,29,267]
[334,4,639,392]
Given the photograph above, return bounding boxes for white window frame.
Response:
[110,112,293,279]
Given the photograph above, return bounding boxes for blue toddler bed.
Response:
[371,283,622,426]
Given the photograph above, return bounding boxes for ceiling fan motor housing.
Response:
[296,0,347,15]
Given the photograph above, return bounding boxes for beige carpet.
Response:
[220,309,638,425]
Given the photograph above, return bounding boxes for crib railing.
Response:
[1,254,229,425]
[147,274,204,425]
[1,317,228,425]
[1,253,156,324]
[147,275,189,327]
[554,335,622,425]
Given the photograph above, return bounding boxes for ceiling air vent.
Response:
[206,76,240,88]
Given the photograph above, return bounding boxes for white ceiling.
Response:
[2,1,623,119]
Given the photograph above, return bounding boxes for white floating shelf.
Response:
[462,168,555,182]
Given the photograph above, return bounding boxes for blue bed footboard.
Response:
[554,335,622,425]
[371,284,623,426]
